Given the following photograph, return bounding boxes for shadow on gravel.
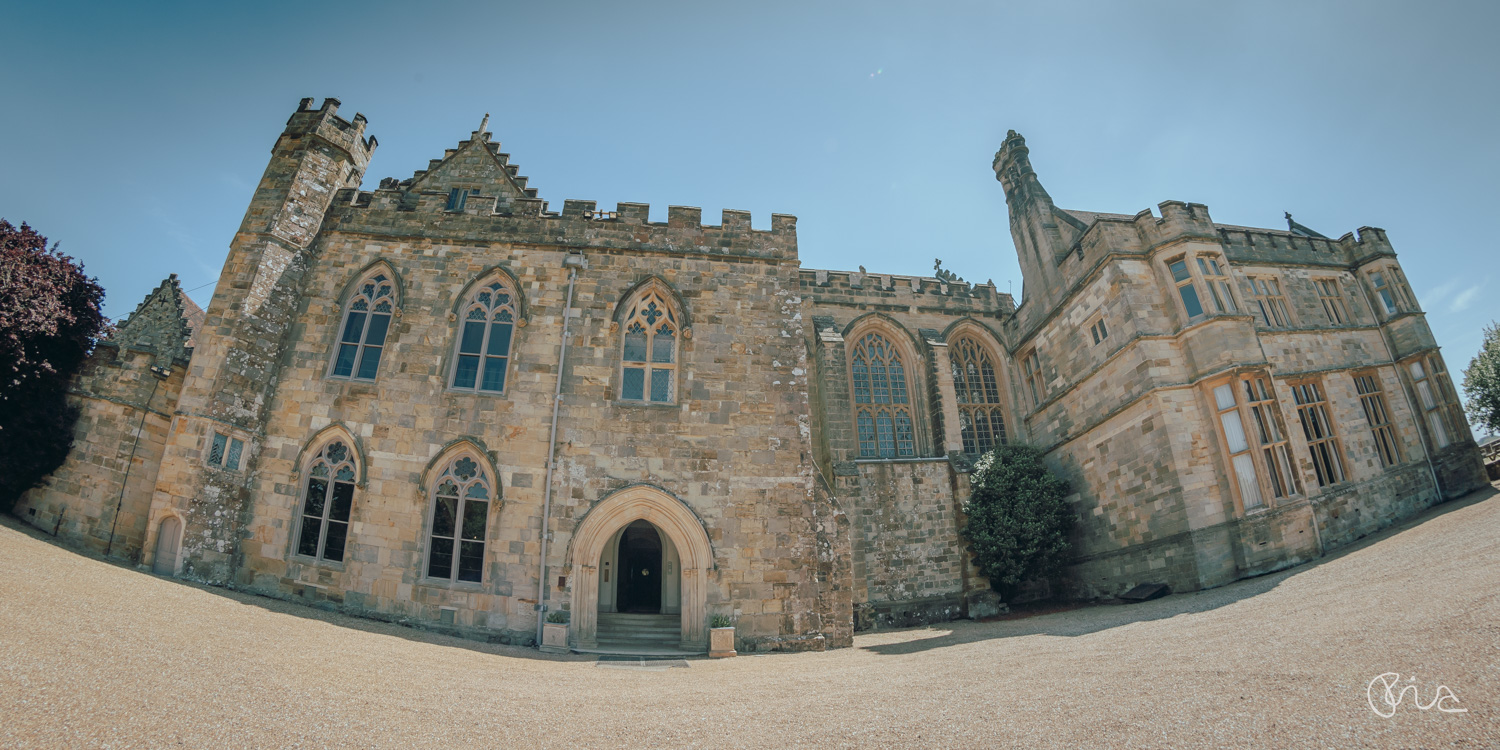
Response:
[0,514,590,664]
[860,485,1497,656]
[7,484,1495,662]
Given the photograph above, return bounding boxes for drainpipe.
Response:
[535,253,585,648]
[105,363,171,557]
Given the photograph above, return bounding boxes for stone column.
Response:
[573,563,599,649]
[680,567,705,651]
[812,316,860,465]
[925,336,965,455]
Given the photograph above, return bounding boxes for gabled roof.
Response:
[398,114,540,204]
[109,274,200,365]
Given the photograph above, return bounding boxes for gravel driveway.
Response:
[2,487,1496,748]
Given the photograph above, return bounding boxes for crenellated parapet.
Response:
[287,97,377,164]
[799,268,1014,317]
[324,195,799,260]
[1047,197,1397,275]
[1214,224,1392,267]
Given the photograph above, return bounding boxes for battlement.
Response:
[800,268,1015,315]
[1213,223,1392,266]
[285,97,377,161]
[1128,201,1218,248]
[1056,198,1396,269]
[326,194,798,260]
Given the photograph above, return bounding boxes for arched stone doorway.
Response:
[152,516,181,576]
[569,486,711,651]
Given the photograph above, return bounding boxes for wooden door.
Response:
[153,516,181,576]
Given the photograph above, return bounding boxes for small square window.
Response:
[208,432,245,471]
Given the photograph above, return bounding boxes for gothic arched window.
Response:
[951,336,1009,456]
[295,440,356,563]
[450,276,517,393]
[426,455,492,583]
[619,287,679,404]
[330,271,395,380]
[850,331,915,458]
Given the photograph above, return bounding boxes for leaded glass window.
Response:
[331,271,395,381]
[427,455,491,583]
[1292,381,1346,488]
[619,287,678,403]
[207,431,244,471]
[851,332,915,458]
[296,440,356,563]
[951,336,1009,456]
[450,277,517,394]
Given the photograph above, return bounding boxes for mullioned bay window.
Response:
[1209,373,1300,512]
[1167,253,1238,321]
[1368,266,1416,317]
[1290,380,1346,488]
[1409,355,1460,449]
[1353,372,1401,468]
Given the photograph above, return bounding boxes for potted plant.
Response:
[540,610,570,654]
[709,613,736,658]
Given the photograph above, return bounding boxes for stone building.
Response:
[14,99,1488,653]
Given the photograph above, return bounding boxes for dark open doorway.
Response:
[616,519,663,613]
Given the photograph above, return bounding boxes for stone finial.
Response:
[478,113,490,137]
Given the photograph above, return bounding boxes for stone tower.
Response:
[143,98,377,581]
[993,130,1088,312]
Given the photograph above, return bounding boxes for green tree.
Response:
[961,443,1075,600]
[1463,321,1500,435]
[0,219,107,510]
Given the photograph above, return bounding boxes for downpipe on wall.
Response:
[105,364,172,557]
[535,253,585,648]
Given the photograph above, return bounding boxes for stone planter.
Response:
[540,621,569,654]
[709,626,737,658]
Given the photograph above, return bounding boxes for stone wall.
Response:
[16,108,1489,652]
[226,147,847,647]
[845,459,970,629]
[15,347,182,562]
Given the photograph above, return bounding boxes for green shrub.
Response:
[545,610,569,624]
[961,443,1075,600]
[709,614,733,628]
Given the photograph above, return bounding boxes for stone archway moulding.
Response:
[568,485,713,651]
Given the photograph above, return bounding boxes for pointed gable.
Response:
[108,274,200,366]
[400,115,542,214]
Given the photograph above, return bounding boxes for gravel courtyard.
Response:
[2,488,1496,749]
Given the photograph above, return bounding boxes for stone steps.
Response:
[592,613,689,655]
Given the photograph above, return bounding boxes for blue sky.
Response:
[2,1,1496,415]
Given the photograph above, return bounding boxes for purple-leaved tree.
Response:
[0,219,106,509]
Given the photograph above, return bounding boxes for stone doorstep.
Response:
[572,644,705,659]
